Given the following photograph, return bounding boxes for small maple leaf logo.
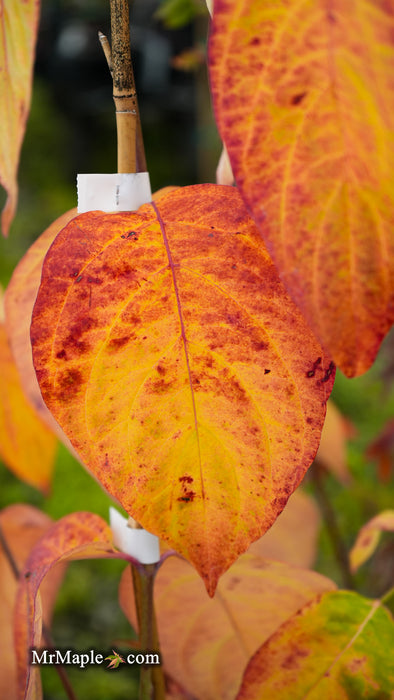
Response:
[105,650,125,669]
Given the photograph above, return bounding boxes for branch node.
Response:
[98,31,113,75]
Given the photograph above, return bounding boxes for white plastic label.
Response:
[77,172,152,213]
[109,507,160,564]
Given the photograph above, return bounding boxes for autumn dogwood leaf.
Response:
[4,210,79,456]
[31,184,335,594]
[14,511,138,700]
[0,505,64,700]
[0,323,56,492]
[209,0,394,377]
[236,591,394,699]
[0,0,40,235]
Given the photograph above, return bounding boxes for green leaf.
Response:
[237,591,394,699]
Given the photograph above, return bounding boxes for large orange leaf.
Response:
[0,0,40,236]
[120,553,336,700]
[236,590,394,699]
[0,322,56,492]
[14,511,136,700]
[4,209,78,451]
[209,0,394,377]
[31,184,335,594]
[0,504,64,700]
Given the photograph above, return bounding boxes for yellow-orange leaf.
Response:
[0,0,40,236]
[0,505,64,700]
[350,510,394,573]
[14,511,134,700]
[120,553,335,700]
[236,591,394,699]
[0,323,56,492]
[209,1,394,377]
[31,184,335,594]
[5,210,78,451]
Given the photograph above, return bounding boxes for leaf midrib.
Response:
[152,201,205,501]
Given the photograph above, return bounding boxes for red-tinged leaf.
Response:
[209,1,394,377]
[14,511,136,700]
[350,510,394,573]
[31,184,335,594]
[120,553,336,700]
[105,651,125,669]
[367,419,394,483]
[0,505,64,700]
[247,489,320,569]
[315,400,353,485]
[0,323,56,492]
[4,210,78,455]
[236,591,394,699]
[0,0,40,236]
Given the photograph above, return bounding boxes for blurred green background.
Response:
[1,0,393,698]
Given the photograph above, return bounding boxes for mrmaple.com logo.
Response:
[30,648,161,669]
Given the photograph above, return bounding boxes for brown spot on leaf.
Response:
[253,341,268,351]
[306,356,322,378]
[281,647,310,669]
[177,490,196,503]
[320,361,335,383]
[58,368,83,395]
[179,475,193,484]
[107,336,130,351]
[87,276,103,285]
[291,92,307,105]
[150,377,173,393]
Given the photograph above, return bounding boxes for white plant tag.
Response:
[77,172,152,213]
[109,507,160,564]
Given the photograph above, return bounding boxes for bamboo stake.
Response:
[106,0,146,173]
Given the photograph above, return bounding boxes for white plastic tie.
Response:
[77,172,152,213]
[109,507,160,564]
